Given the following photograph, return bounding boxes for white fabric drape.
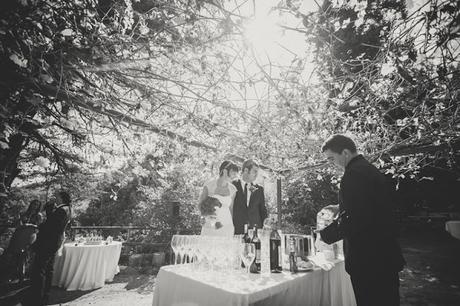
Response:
[52,242,122,291]
[152,260,356,306]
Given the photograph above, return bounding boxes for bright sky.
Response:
[222,0,432,110]
[220,0,316,115]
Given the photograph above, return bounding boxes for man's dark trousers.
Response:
[28,248,56,305]
[351,270,400,306]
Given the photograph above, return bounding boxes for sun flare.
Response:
[244,14,281,51]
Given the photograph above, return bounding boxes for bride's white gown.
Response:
[200,180,235,237]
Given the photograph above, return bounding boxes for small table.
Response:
[52,241,122,291]
[152,260,356,306]
[445,221,460,240]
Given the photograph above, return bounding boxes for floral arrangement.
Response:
[199,196,223,229]
[248,184,259,193]
[199,196,222,216]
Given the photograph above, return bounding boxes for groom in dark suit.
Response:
[232,159,268,234]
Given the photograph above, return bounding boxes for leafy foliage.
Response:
[296,0,460,180]
[77,145,210,238]
[281,170,339,232]
[2,0,460,233]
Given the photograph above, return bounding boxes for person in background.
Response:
[21,199,43,225]
[319,134,405,306]
[0,200,42,284]
[26,190,71,306]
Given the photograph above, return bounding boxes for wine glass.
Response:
[192,236,203,270]
[181,236,191,264]
[231,236,242,270]
[240,243,256,274]
[171,235,183,265]
[187,236,199,268]
[200,236,213,270]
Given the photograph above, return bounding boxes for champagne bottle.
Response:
[251,224,261,273]
[289,236,298,273]
[270,228,282,273]
[242,223,251,243]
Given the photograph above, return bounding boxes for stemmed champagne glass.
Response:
[186,236,198,267]
[240,243,256,274]
[171,235,184,265]
[181,236,191,264]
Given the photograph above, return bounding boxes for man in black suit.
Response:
[319,134,405,306]
[27,190,71,306]
[232,159,268,234]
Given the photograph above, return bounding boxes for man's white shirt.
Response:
[241,180,251,207]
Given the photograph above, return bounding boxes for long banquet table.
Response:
[52,241,122,291]
[152,259,356,306]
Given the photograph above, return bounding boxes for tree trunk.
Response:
[0,133,27,196]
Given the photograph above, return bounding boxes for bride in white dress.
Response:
[199,161,239,237]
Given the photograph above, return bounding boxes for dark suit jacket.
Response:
[232,180,268,234]
[320,155,405,276]
[35,205,70,254]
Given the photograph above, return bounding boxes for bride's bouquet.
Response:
[199,196,223,229]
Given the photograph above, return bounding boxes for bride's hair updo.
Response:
[219,160,239,176]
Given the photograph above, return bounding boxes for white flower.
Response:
[0,141,9,149]
[139,24,150,35]
[36,156,50,168]
[61,29,74,36]
[381,62,396,76]
[9,54,28,68]
[60,118,76,129]
[40,74,53,83]
[355,0,367,11]
[354,17,364,28]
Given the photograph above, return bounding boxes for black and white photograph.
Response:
[0,0,459,305]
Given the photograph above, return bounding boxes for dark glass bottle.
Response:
[242,223,251,243]
[251,224,261,273]
[270,228,282,273]
[289,236,298,273]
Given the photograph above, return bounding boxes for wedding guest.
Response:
[21,199,43,225]
[27,190,72,306]
[319,134,405,306]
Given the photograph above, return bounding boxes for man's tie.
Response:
[243,183,248,205]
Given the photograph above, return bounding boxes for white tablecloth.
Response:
[446,221,460,240]
[52,241,122,291]
[152,260,356,306]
